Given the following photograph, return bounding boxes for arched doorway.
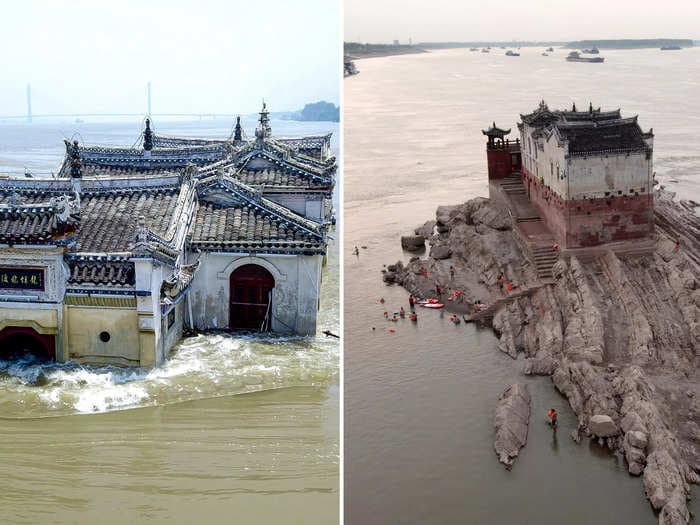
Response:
[0,327,54,362]
[229,264,274,331]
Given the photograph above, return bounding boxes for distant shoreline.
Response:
[344,43,427,60]
[345,38,696,57]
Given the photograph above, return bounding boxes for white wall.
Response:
[187,252,322,336]
[521,123,652,200]
[567,152,652,199]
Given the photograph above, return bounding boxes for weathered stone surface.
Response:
[401,235,425,251]
[523,355,557,375]
[626,430,648,450]
[589,415,619,437]
[494,383,531,469]
[429,245,452,260]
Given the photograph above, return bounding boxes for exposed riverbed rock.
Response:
[589,415,619,437]
[494,383,531,469]
[401,235,426,251]
[429,244,452,260]
[389,190,700,523]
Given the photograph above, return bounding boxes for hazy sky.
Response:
[345,0,700,43]
[0,0,339,116]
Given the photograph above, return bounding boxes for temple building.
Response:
[0,106,334,367]
[485,101,654,249]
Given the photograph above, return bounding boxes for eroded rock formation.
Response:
[388,190,700,524]
[494,383,531,468]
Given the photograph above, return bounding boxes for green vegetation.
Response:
[283,101,339,123]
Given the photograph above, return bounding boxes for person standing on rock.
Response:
[449,265,455,280]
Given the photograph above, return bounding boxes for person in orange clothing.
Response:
[547,408,558,428]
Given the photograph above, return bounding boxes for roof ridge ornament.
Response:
[234,115,243,142]
[69,140,82,178]
[180,162,197,185]
[255,99,272,142]
[143,118,154,151]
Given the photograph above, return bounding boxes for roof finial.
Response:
[70,140,81,178]
[234,115,242,141]
[143,118,153,151]
[257,99,271,139]
[572,102,577,112]
[589,101,593,113]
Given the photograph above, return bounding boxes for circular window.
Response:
[99,331,111,343]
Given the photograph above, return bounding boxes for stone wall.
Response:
[63,306,141,366]
[188,252,323,335]
[522,167,653,247]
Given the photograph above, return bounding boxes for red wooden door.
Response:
[229,264,274,331]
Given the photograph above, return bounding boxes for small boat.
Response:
[582,47,599,54]
[660,46,682,50]
[546,47,554,52]
[505,50,520,56]
[481,48,490,53]
[541,52,549,56]
[469,47,478,52]
[566,51,604,63]
[421,303,445,309]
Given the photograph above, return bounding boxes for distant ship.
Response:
[582,47,600,54]
[481,48,490,53]
[505,50,520,56]
[546,47,554,52]
[541,52,549,56]
[469,47,478,51]
[660,46,682,50]
[566,51,604,63]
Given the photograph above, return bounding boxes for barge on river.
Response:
[566,51,605,62]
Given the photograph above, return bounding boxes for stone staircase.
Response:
[531,244,558,280]
[500,174,527,196]
[465,284,546,325]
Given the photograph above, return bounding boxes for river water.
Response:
[0,117,339,524]
[344,47,700,524]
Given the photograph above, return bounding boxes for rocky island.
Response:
[385,103,700,524]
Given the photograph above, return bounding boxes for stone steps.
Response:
[466,284,550,324]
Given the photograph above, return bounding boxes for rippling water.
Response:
[344,47,699,524]
[0,118,339,524]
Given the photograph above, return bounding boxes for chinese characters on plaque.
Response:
[0,267,45,291]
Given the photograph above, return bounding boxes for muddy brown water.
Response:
[0,118,339,524]
[344,47,700,524]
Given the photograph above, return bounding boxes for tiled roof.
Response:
[0,197,80,244]
[152,132,332,161]
[190,175,325,253]
[519,102,651,156]
[66,257,135,286]
[236,168,331,189]
[79,165,178,179]
[557,118,649,155]
[57,143,227,178]
[74,188,182,253]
